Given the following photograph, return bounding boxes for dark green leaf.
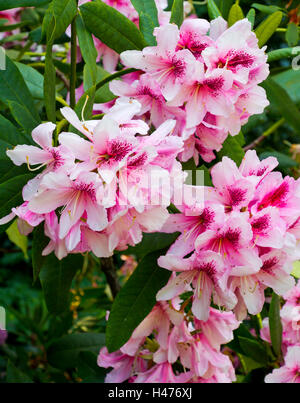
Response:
[77,351,106,382]
[39,254,83,314]
[8,101,40,134]
[6,360,33,383]
[0,55,40,124]
[170,0,184,27]
[32,223,49,283]
[0,0,50,10]
[0,174,34,225]
[261,77,300,135]
[269,292,282,357]
[44,41,56,123]
[47,333,105,370]
[106,250,172,352]
[80,1,147,54]
[238,336,269,364]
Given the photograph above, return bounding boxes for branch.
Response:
[244,118,285,152]
[101,257,121,298]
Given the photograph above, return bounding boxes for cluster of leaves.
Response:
[0,0,299,383]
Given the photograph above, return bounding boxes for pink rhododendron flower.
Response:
[157,150,300,320]
[265,346,300,383]
[98,302,237,383]
[113,18,269,164]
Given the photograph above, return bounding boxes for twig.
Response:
[244,118,285,152]
[101,257,121,298]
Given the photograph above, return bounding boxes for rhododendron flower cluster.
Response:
[109,17,269,164]
[98,301,239,383]
[157,150,300,321]
[0,99,186,260]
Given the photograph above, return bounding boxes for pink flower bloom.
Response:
[265,346,300,383]
[195,213,262,276]
[121,24,196,101]
[157,251,236,321]
[28,171,108,240]
[168,62,234,129]
[6,122,75,174]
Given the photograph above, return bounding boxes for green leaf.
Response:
[0,55,40,124]
[269,292,282,357]
[207,0,222,20]
[227,323,257,355]
[216,135,245,165]
[139,12,156,46]
[74,85,96,123]
[0,0,50,10]
[8,101,40,134]
[83,65,116,104]
[261,77,300,135]
[286,22,299,47]
[0,174,34,226]
[43,0,77,41]
[15,62,44,100]
[80,1,147,54]
[6,360,33,383]
[198,165,213,186]
[6,219,28,259]
[0,114,32,182]
[106,250,172,352]
[170,0,184,27]
[255,11,283,48]
[47,333,105,370]
[272,68,300,105]
[44,41,56,123]
[268,47,300,63]
[246,8,255,29]
[76,14,97,85]
[219,0,234,19]
[238,336,268,364]
[130,0,159,26]
[123,232,179,261]
[292,261,300,278]
[228,4,244,27]
[39,254,83,315]
[77,351,106,383]
[251,4,285,15]
[32,223,49,283]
